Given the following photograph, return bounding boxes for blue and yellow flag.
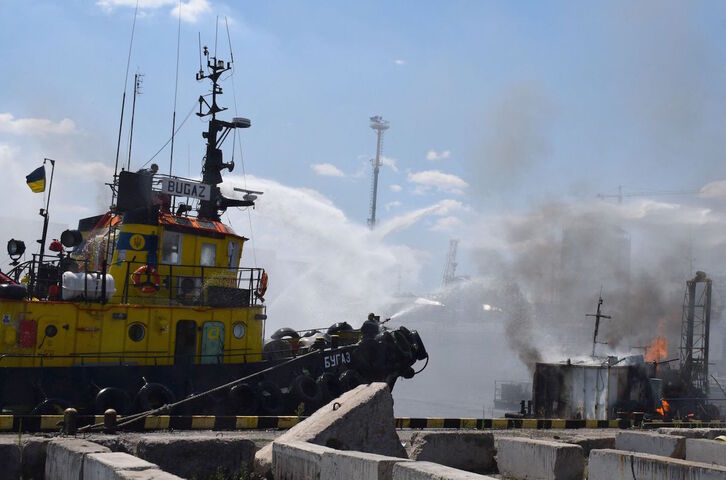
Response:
[25,166,45,193]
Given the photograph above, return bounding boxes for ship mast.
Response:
[195,45,252,221]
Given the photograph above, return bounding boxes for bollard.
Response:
[63,408,78,435]
[104,408,117,433]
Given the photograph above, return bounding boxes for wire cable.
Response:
[225,16,258,268]
[168,0,182,176]
[140,101,197,169]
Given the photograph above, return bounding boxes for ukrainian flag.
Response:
[26,166,45,193]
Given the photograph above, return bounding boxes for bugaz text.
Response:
[324,351,351,369]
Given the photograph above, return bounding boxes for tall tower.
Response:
[368,115,389,229]
[442,239,459,287]
[680,271,712,395]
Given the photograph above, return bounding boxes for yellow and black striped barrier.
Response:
[1,415,724,433]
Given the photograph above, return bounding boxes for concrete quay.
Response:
[2,382,726,479]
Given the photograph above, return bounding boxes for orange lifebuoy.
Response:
[255,271,268,298]
[132,265,160,294]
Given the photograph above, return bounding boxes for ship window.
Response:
[197,220,216,230]
[200,243,216,266]
[128,323,146,342]
[161,231,183,265]
[233,322,246,339]
[226,241,238,269]
[45,325,58,338]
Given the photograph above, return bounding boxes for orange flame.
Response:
[655,399,670,416]
[644,336,667,362]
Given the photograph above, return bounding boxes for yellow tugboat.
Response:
[0,48,427,416]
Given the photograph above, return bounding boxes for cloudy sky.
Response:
[2,1,726,323]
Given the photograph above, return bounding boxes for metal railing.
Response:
[2,256,266,308]
[119,260,265,307]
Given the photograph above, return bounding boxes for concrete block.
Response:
[562,434,615,456]
[392,461,497,479]
[0,437,22,480]
[256,382,406,477]
[615,430,686,458]
[321,448,412,480]
[686,438,726,466]
[45,438,110,480]
[658,427,726,439]
[21,437,51,480]
[496,437,584,480]
[133,434,256,479]
[114,470,184,480]
[588,448,726,480]
[408,432,494,474]
[83,452,159,480]
[273,440,333,480]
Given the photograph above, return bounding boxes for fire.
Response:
[655,399,670,416]
[644,336,667,362]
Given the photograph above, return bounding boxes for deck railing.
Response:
[2,255,266,308]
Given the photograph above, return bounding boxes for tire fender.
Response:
[135,383,175,412]
[257,380,285,415]
[95,387,131,414]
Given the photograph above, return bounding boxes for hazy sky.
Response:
[2,0,726,296]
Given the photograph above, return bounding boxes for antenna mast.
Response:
[127,72,143,171]
[586,295,611,356]
[368,115,389,229]
[195,45,253,221]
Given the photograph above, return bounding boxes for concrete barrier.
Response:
[615,430,686,458]
[45,438,110,480]
[562,434,615,455]
[0,436,22,480]
[496,437,584,480]
[658,427,726,439]
[408,432,494,473]
[686,438,726,466]
[20,437,51,480]
[588,448,726,480]
[132,434,256,479]
[83,452,178,480]
[273,441,333,480]
[321,448,412,480]
[256,383,407,477]
[392,461,497,479]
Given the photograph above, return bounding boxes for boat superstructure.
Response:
[0,47,427,415]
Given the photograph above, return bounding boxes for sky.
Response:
[3,1,726,406]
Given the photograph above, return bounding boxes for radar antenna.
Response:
[195,45,253,220]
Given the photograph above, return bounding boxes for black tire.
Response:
[31,398,68,415]
[0,283,27,300]
[290,375,323,407]
[339,369,364,391]
[228,383,260,415]
[411,330,428,360]
[271,327,300,340]
[95,387,131,414]
[392,330,413,361]
[263,339,293,361]
[135,383,175,412]
[377,331,400,365]
[327,322,353,335]
[258,380,285,415]
[317,372,342,401]
[352,337,379,374]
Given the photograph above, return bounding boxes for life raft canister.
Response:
[132,265,160,294]
[255,271,268,298]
